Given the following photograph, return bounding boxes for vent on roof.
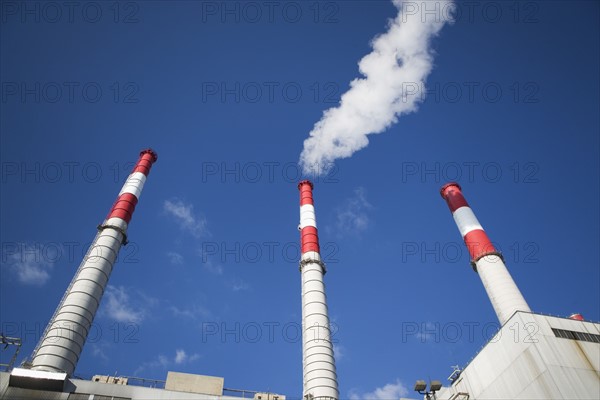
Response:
[551,328,600,343]
[67,394,131,400]
[67,394,89,400]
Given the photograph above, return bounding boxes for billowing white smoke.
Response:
[300,0,454,175]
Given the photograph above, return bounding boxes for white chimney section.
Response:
[440,182,531,325]
[28,149,158,376]
[298,180,339,400]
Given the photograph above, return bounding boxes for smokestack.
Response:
[569,313,585,321]
[298,180,339,400]
[29,149,158,376]
[440,182,531,325]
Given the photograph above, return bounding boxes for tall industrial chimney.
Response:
[298,180,339,400]
[440,182,531,325]
[28,149,158,376]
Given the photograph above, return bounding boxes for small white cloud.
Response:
[133,355,168,376]
[169,304,212,320]
[103,285,145,324]
[136,290,159,308]
[90,343,109,362]
[202,258,223,275]
[2,243,54,286]
[334,187,372,236]
[416,322,437,342]
[333,344,345,361]
[349,379,409,400]
[134,349,200,375]
[175,349,187,364]
[230,278,250,292]
[166,251,184,265]
[164,199,208,238]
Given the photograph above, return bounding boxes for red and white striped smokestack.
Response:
[298,180,339,400]
[440,182,531,325]
[29,149,157,376]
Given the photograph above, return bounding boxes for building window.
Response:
[552,328,600,343]
[67,394,91,400]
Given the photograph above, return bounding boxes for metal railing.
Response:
[71,372,268,398]
[0,335,22,371]
[223,388,260,398]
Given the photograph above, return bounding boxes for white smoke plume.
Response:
[300,0,455,175]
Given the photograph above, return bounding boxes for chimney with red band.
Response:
[298,180,339,400]
[29,149,157,376]
[440,182,531,325]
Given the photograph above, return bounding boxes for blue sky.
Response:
[1,1,599,398]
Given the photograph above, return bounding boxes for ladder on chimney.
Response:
[27,230,103,365]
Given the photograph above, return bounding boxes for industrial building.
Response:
[434,183,600,400]
[0,152,598,400]
[435,311,600,400]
